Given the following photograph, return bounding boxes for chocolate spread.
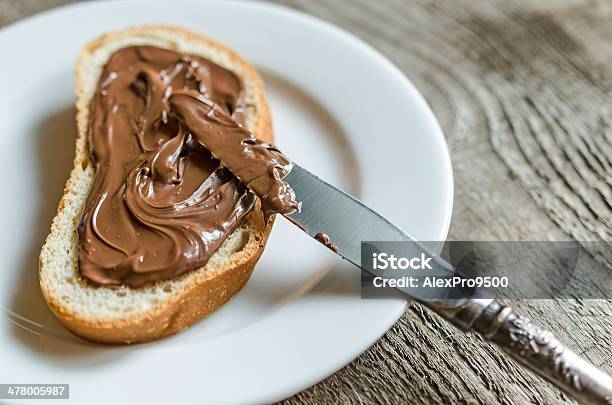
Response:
[78,46,297,287]
[314,233,339,253]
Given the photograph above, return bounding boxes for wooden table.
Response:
[2,0,610,403]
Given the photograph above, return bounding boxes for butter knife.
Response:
[283,164,612,405]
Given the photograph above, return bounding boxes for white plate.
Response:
[0,1,453,404]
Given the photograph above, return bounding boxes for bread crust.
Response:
[39,25,274,344]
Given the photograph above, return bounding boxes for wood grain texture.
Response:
[0,0,68,26]
[1,1,610,404]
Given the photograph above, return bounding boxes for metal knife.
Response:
[283,164,612,405]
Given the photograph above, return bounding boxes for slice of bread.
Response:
[39,25,274,344]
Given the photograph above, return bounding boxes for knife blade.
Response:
[284,164,467,302]
[285,164,410,263]
[282,164,612,405]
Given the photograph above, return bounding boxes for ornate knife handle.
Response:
[423,298,612,405]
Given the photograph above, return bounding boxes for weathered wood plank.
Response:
[0,0,68,26]
[1,1,610,404]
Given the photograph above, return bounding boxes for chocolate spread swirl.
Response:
[78,46,297,287]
